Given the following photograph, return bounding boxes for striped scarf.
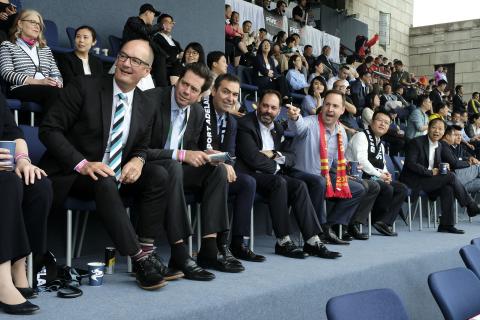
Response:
[318,114,352,198]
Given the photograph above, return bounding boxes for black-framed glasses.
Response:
[21,19,41,28]
[117,51,150,68]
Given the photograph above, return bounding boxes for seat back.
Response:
[428,267,480,320]
[472,237,480,248]
[19,125,45,165]
[243,99,256,113]
[384,153,397,180]
[66,27,75,48]
[460,245,480,279]
[108,35,122,57]
[392,155,405,173]
[326,288,409,320]
[44,20,59,47]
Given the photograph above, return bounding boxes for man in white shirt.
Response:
[347,110,408,236]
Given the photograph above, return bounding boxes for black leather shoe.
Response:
[150,252,184,280]
[332,225,352,241]
[438,225,465,234]
[134,256,167,290]
[16,287,37,299]
[275,241,307,259]
[467,203,480,217]
[323,226,350,245]
[373,221,397,236]
[0,300,39,315]
[303,243,341,259]
[218,245,244,267]
[197,250,245,273]
[169,257,215,281]
[230,244,266,262]
[347,224,369,240]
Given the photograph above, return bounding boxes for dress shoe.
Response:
[15,287,37,299]
[150,252,184,280]
[323,226,350,245]
[197,250,245,273]
[134,256,167,290]
[275,241,307,259]
[303,243,341,259]
[169,257,215,281]
[332,225,352,241]
[438,225,465,234]
[230,244,266,262]
[467,203,480,217]
[373,221,396,237]
[0,300,39,315]
[218,244,244,267]
[347,224,369,240]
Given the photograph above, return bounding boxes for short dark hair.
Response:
[417,94,430,107]
[276,0,286,8]
[75,25,97,42]
[394,60,403,66]
[372,109,391,123]
[181,42,205,65]
[285,36,295,45]
[178,62,213,93]
[259,89,282,105]
[346,55,356,64]
[472,113,480,121]
[383,83,392,90]
[433,101,448,113]
[473,92,479,98]
[455,84,463,93]
[339,65,349,72]
[242,20,252,27]
[359,70,371,78]
[213,73,240,90]
[308,76,326,97]
[259,28,267,33]
[321,45,330,53]
[158,13,173,23]
[207,51,226,70]
[225,4,231,10]
[324,89,346,106]
[304,44,312,50]
[365,56,374,64]
[428,117,446,129]
[444,124,462,136]
[438,79,448,86]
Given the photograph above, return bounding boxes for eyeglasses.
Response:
[117,51,150,68]
[374,118,391,126]
[21,19,41,28]
[185,50,199,56]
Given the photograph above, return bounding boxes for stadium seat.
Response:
[472,237,480,247]
[385,153,410,229]
[22,101,43,126]
[108,35,122,57]
[66,26,75,48]
[6,98,21,124]
[460,244,480,279]
[428,267,480,320]
[326,288,409,320]
[43,20,73,54]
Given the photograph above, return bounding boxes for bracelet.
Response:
[136,156,146,165]
[15,152,28,162]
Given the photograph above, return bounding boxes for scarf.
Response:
[318,114,351,198]
[201,96,214,150]
[363,127,384,178]
[21,37,37,47]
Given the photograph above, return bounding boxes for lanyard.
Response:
[166,107,190,150]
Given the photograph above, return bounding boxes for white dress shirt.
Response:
[257,117,285,172]
[346,131,386,178]
[428,138,438,170]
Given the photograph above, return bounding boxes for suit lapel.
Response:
[100,77,114,152]
[160,88,173,147]
[252,113,263,150]
[421,136,430,165]
[123,88,142,157]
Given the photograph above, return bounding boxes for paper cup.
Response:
[87,262,105,286]
[0,141,16,171]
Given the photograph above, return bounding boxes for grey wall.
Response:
[22,0,224,53]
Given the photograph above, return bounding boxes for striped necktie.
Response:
[108,93,127,184]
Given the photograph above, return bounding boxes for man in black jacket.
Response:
[429,79,447,111]
[399,118,480,234]
[147,63,244,276]
[236,89,341,259]
[350,70,372,116]
[452,84,466,114]
[39,40,172,290]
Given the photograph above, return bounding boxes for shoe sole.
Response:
[137,280,168,290]
[164,272,184,281]
[274,252,307,259]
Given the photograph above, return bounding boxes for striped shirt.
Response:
[0,40,62,89]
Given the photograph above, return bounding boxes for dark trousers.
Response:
[351,179,380,225]
[326,176,365,225]
[183,164,229,236]
[10,85,62,112]
[228,173,256,237]
[250,172,321,240]
[0,172,52,264]
[413,172,473,226]
[70,162,173,256]
[288,169,326,224]
[372,180,408,225]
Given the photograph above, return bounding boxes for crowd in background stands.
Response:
[2,0,480,316]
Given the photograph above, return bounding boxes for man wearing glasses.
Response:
[346,110,408,237]
[40,39,187,290]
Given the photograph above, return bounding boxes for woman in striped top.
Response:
[0,9,62,111]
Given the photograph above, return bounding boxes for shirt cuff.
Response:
[171,150,178,161]
[74,159,88,173]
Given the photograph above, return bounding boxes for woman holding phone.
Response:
[0,93,52,315]
[0,0,18,42]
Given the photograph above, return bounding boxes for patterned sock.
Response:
[306,235,321,246]
[131,249,148,262]
[277,235,291,246]
[139,238,155,256]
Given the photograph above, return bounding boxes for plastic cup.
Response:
[0,141,16,171]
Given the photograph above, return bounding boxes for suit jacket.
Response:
[452,94,465,113]
[152,32,182,67]
[316,54,337,76]
[253,54,280,79]
[440,141,469,171]
[122,16,161,43]
[235,111,295,174]
[429,88,443,110]
[399,135,444,188]
[39,75,154,206]
[146,86,205,161]
[198,96,237,158]
[350,79,367,114]
[57,51,104,86]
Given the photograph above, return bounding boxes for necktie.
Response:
[108,93,127,184]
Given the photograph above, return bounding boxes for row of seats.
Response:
[326,237,480,320]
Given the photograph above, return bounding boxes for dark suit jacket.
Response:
[429,88,443,110]
[146,86,205,161]
[235,111,295,174]
[198,96,237,158]
[57,51,104,86]
[0,93,23,140]
[253,54,280,79]
[152,32,182,67]
[440,141,469,171]
[122,16,161,43]
[350,79,367,113]
[39,75,154,206]
[452,94,466,113]
[316,53,337,76]
[399,135,444,188]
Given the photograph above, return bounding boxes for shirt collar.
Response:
[113,79,135,105]
[428,137,438,148]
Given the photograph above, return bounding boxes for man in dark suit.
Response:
[350,70,372,116]
[399,118,480,234]
[429,79,447,111]
[236,89,341,259]
[147,63,244,275]
[316,45,337,77]
[39,39,183,290]
[452,85,466,114]
[198,74,265,262]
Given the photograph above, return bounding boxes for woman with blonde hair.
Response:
[0,9,62,112]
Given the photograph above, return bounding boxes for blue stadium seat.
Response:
[66,26,75,48]
[18,125,44,165]
[22,101,43,126]
[43,20,73,54]
[7,98,21,124]
[227,64,236,75]
[108,35,122,57]
[326,288,409,320]
[472,237,480,247]
[460,244,480,279]
[428,267,480,320]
